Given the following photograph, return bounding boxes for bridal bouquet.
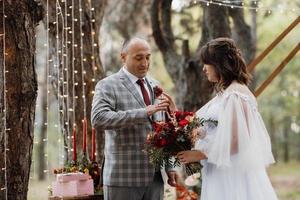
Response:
[145,110,211,175]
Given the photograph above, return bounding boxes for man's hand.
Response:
[146,99,170,116]
[162,92,177,111]
[166,171,178,187]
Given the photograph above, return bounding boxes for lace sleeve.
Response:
[206,92,275,168]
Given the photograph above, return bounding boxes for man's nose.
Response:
[141,58,148,66]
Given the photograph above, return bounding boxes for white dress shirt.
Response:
[122,67,151,102]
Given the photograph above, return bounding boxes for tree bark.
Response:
[0,1,43,199]
[101,0,151,73]
[229,6,255,64]
[104,0,151,40]
[151,0,231,110]
[42,0,106,163]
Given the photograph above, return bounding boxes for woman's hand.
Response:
[161,92,177,111]
[177,150,207,164]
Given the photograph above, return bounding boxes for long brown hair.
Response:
[200,37,252,91]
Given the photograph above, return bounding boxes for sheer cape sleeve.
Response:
[206,91,275,169]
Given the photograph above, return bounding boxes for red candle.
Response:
[72,127,77,162]
[82,119,87,155]
[91,128,96,161]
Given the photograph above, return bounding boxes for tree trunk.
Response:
[101,0,151,73]
[283,123,290,163]
[105,0,151,40]
[151,0,231,110]
[151,0,256,110]
[229,6,255,64]
[0,1,43,199]
[229,0,257,90]
[42,0,106,163]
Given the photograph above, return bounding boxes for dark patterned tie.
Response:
[136,79,151,106]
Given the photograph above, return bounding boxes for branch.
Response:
[161,0,175,50]
[228,4,254,64]
[151,0,169,52]
[197,3,231,52]
[151,0,182,80]
[29,0,45,24]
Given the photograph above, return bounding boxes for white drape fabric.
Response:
[195,82,278,200]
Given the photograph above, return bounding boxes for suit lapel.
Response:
[118,70,146,107]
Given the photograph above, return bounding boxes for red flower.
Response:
[183,112,194,117]
[153,134,168,148]
[153,86,163,98]
[175,111,182,118]
[174,111,195,122]
[156,126,163,134]
[159,138,167,147]
[178,119,189,127]
[153,122,163,133]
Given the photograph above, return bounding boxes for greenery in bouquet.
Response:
[145,110,218,175]
[145,111,206,175]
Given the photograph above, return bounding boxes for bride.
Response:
[176,38,278,200]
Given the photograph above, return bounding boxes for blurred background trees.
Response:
[32,0,300,199]
[0,0,299,199]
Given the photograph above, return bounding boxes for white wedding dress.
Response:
[195,82,278,200]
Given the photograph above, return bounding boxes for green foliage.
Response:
[254,8,300,162]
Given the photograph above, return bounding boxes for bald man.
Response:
[91,37,177,200]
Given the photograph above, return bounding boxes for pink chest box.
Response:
[52,173,94,197]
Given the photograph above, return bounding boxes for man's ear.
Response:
[120,52,126,63]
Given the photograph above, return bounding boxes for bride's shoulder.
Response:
[222,82,257,105]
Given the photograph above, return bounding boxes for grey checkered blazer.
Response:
[91,69,159,187]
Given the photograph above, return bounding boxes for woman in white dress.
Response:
[177,38,278,200]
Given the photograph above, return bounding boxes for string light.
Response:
[71,0,75,129]
[88,0,97,106]
[62,1,70,162]
[71,0,77,155]
[186,0,300,14]
[1,0,8,198]
[56,0,65,166]
[45,0,50,180]
[79,0,87,119]
[60,1,71,156]
[30,120,38,181]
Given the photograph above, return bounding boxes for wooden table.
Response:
[49,194,103,200]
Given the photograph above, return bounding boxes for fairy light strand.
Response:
[193,0,300,14]
[79,0,87,119]
[71,0,77,161]
[63,2,70,161]
[44,0,50,180]
[56,0,65,166]
[1,0,8,198]
[58,1,70,158]
[68,0,78,163]
[89,0,96,85]
[71,0,76,131]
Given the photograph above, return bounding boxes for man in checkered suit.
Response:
[91,37,177,200]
